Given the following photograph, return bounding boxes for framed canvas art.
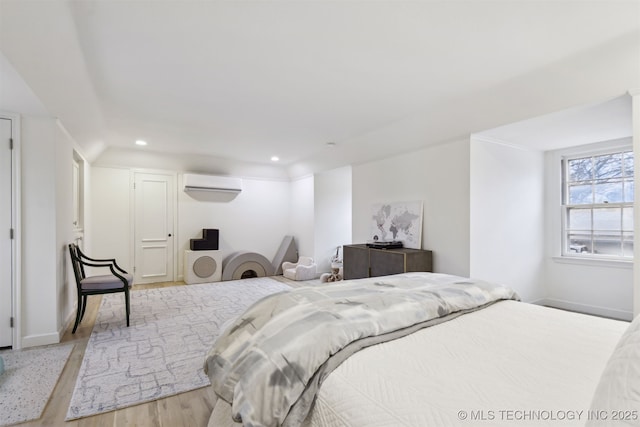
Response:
[370,201,423,249]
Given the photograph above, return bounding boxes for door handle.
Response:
[168,234,172,237]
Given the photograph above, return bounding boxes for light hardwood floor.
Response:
[23,281,217,427]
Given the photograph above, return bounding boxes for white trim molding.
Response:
[539,298,633,322]
[21,332,60,348]
[551,256,633,269]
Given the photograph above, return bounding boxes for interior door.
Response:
[0,118,13,348]
[134,172,175,284]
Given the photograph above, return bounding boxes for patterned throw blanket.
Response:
[204,272,520,427]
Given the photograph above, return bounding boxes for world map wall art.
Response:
[370,201,423,249]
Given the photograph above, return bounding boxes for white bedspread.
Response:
[209,300,629,427]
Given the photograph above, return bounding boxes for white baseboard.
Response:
[21,332,60,348]
[58,305,77,338]
[21,306,77,348]
[539,298,633,321]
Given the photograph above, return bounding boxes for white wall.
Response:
[20,118,92,346]
[314,166,352,273]
[91,163,349,280]
[469,138,546,303]
[289,175,314,262]
[54,121,80,336]
[544,261,632,320]
[2,56,88,347]
[178,175,291,279]
[352,139,470,276]
[20,116,58,347]
[544,139,634,320]
[90,162,293,282]
[90,167,132,271]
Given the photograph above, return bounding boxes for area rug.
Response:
[66,277,290,420]
[0,343,74,426]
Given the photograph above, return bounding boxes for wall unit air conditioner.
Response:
[183,174,242,193]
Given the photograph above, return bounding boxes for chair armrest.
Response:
[110,267,130,287]
[79,260,117,269]
[282,261,297,271]
[78,260,130,283]
[78,251,128,275]
[78,252,117,264]
[111,260,128,275]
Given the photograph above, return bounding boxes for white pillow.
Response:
[586,314,640,426]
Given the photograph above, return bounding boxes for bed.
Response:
[203,272,638,427]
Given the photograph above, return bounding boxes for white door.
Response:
[0,119,13,348]
[134,172,175,284]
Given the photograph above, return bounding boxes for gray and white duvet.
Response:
[204,272,520,427]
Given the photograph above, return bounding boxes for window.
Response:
[563,149,633,259]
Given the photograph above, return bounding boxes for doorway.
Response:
[134,172,176,284]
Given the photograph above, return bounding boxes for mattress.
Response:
[209,300,629,427]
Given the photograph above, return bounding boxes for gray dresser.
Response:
[343,244,433,280]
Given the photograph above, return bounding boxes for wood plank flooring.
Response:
[22,281,217,427]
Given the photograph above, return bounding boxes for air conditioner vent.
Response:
[183,174,242,193]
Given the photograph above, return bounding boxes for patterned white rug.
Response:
[66,277,290,420]
[0,343,74,426]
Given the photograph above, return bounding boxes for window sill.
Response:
[552,256,633,269]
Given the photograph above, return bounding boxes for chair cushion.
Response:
[81,273,133,291]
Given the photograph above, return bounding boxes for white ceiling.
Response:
[476,93,633,150]
[0,0,638,177]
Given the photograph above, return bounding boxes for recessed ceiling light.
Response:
[271,156,280,162]
[135,140,148,146]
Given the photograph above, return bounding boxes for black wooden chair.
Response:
[68,243,133,333]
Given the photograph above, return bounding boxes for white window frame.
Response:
[560,142,634,261]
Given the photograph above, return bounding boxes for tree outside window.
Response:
[564,150,634,258]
